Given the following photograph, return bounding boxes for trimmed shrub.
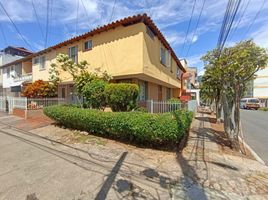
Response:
[44,105,193,146]
[105,83,139,112]
[82,79,107,109]
[22,80,57,98]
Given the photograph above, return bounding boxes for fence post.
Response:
[150,100,153,113]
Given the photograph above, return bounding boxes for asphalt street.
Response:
[241,109,268,165]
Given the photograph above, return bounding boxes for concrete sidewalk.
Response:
[0,112,268,199]
[173,113,268,199]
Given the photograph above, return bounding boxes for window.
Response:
[176,66,181,79]
[68,46,78,63]
[7,67,10,78]
[33,57,39,65]
[138,81,148,101]
[40,56,46,70]
[166,88,171,100]
[160,45,171,67]
[146,26,155,40]
[61,87,66,99]
[84,40,92,51]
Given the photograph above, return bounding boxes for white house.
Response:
[0,46,33,97]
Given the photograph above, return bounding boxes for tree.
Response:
[82,79,107,109]
[202,40,268,148]
[22,80,57,98]
[105,83,140,112]
[49,54,112,107]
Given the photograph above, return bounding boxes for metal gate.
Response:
[0,96,27,114]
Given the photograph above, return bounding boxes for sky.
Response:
[0,0,267,75]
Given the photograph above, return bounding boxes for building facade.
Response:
[1,14,185,100]
[0,47,33,97]
[253,67,268,106]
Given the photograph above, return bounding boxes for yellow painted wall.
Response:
[142,23,181,88]
[32,23,144,82]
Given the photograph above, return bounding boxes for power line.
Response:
[221,0,241,49]
[243,0,265,39]
[75,0,79,35]
[180,0,197,57]
[31,0,45,40]
[217,0,241,53]
[145,0,152,17]
[0,24,8,46]
[185,0,206,58]
[109,0,117,23]
[80,0,91,28]
[44,0,50,48]
[0,2,33,51]
[228,0,250,41]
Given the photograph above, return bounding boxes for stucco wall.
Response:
[142,23,181,88]
[32,23,144,82]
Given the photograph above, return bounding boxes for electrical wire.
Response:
[217,0,241,53]
[31,0,45,40]
[108,0,117,23]
[185,0,206,58]
[228,0,250,41]
[180,0,197,57]
[44,0,50,48]
[0,24,7,46]
[0,2,33,51]
[80,0,91,28]
[242,0,265,39]
[75,0,79,35]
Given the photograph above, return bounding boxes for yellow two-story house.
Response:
[2,14,185,101]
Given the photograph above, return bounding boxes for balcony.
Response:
[13,73,32,82]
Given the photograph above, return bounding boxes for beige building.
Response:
[1,14,185,101]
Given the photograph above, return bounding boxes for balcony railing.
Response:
[13,73,32,82]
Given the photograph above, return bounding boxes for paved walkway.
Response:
[173,113,268,200]
[0,112,268,199]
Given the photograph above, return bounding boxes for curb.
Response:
[238,136,266,165]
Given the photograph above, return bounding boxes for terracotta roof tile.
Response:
[1,13,185,72]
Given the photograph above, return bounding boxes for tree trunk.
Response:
[222,90,234,147]
[233,86,242,150]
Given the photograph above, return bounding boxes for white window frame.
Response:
[33,57,39,65]
[160,45,171,68]
[39,56,46,70]
[84,40,92,51]
[68,46,78,64]
[177,66,181,79]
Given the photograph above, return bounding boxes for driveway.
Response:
[241,109,268,165]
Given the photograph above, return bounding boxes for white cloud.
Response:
[251,25,268,48]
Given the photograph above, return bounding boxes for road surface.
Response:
[241,109,268,165]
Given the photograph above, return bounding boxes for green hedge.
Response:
[105,83,139,112]
[44,105,193,146]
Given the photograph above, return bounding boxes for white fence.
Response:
[0,96,67,114]
[27,98,67,110]
[139,100,198,113]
